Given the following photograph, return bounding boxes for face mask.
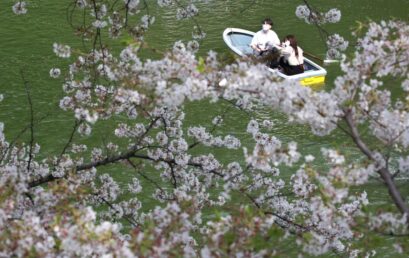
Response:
[262,24,271,31]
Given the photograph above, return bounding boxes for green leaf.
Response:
[197,57,205,73]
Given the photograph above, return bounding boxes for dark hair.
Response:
[262,18,273,26]
[284,35,299,57]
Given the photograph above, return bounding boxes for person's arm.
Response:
[281,47,292,56]
[251,43,261,52]
[250,34,257,49]
[280,41,292,56]
[274,43,284,51]
[271,31,281,48]
[250,34,264,52]
[298,47,304,63]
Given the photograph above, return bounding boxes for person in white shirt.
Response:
[250,18,280,57]
[279,35,304,75]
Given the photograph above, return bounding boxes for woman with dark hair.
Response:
[279,35,304,75]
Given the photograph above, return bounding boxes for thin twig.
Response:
[58,120,80,163]
[21,70,35,172]
[96,194,140,228]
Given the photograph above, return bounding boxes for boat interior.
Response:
[226,31,319,72]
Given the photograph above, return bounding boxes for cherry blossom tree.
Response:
[2,0,409,257]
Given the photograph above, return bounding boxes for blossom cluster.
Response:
[295,5,341,25]
[295,5,348,59]
[326,34,349,59]
[12,1,27,15]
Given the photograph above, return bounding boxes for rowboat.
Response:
[223,28,327,86]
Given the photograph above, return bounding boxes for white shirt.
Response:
[250,30,280,50]
[281,45,304,66]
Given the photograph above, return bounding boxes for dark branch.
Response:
[21,70,35,172]
[344,108,409,217]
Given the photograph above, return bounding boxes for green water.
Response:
[0,0,409,255]
[1,0,408,144]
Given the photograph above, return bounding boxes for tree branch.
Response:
[21,70,35,172]
[344,108,409,217]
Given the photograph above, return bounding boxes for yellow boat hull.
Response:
[300,75,326,86]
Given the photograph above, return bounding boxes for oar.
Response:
[304,51,339,65]
[323,59,340,64]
